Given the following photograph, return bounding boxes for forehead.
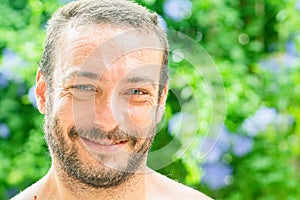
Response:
[55,24,164,75]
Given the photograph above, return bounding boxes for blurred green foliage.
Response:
[0,0,299,199]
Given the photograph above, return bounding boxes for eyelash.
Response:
[70,85,96,91]
[69,85,150,97]
[129,89,147,95]
[129,89,145,95]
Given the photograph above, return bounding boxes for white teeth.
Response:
[94,140,126,145]
[97,140,113,145]
[83,137,127,146]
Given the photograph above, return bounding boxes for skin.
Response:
[12,24,212,200]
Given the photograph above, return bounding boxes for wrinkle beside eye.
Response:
[56,84,94,100]
[59,88,73,98]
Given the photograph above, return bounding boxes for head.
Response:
[35,0,169,189]
[39,0,168,98]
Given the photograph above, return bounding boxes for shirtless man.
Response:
[12,0,211,199]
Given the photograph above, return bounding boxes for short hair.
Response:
[39,0,169,97]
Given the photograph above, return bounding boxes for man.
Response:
[12,0,211,199]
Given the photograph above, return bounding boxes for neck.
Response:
[43,163,147,200]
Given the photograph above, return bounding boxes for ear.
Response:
[35,69,47,114]
[155,84,168,123]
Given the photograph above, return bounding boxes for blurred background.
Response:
[0,0,300,199]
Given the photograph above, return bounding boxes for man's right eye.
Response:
[70,85,96,91]
[68,85,97,100]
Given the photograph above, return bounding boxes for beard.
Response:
[44,113,155,189]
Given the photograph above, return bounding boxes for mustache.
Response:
[68,126,138,144]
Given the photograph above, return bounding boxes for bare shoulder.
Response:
[11,174,51,200]
[11,184,39,200]
[147,170,213,200]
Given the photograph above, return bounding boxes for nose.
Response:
[93,96,120,132]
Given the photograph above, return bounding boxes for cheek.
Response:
[51,93,93,130]
[51,96,70,119]
[48,98,73,137]
[72,99,96,127]
[126,105,156,129]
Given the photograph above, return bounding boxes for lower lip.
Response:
[80,137,127,154]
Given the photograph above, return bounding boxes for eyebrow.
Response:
[64,70,158,87]
[126,76,156,84]
[65,70,100,80]
[126,76,158,89]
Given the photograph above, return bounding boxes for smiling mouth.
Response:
[80,136,128,154]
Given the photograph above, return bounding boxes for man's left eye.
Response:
[124,89,151,104]
[129,89,147,95]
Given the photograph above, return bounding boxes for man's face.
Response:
[40,25,167,188]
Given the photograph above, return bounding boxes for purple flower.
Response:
[201,162,233,190]
[296,1,300,11]
[168,112,183,134]
[28,84,37,108]
[168,112,197,136]
[158,15,168,31]
[198,137,224,163]
[260,39,300,68]
[274,114,295,131]
[197,127,232,163]
[1,48,26,82]
[276,114,294,126]
[286,40,297,56]
[17,83,27,97]
[0,73,8,88]
[232,135,253,157]
[283,40,299,67]
[284,53,298,68]
[163,0,192,21]
[59,0,74,4]
[259,58,280,72]
[217,126,232,151]
[0,123,10,139]
[242,106,277,136]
